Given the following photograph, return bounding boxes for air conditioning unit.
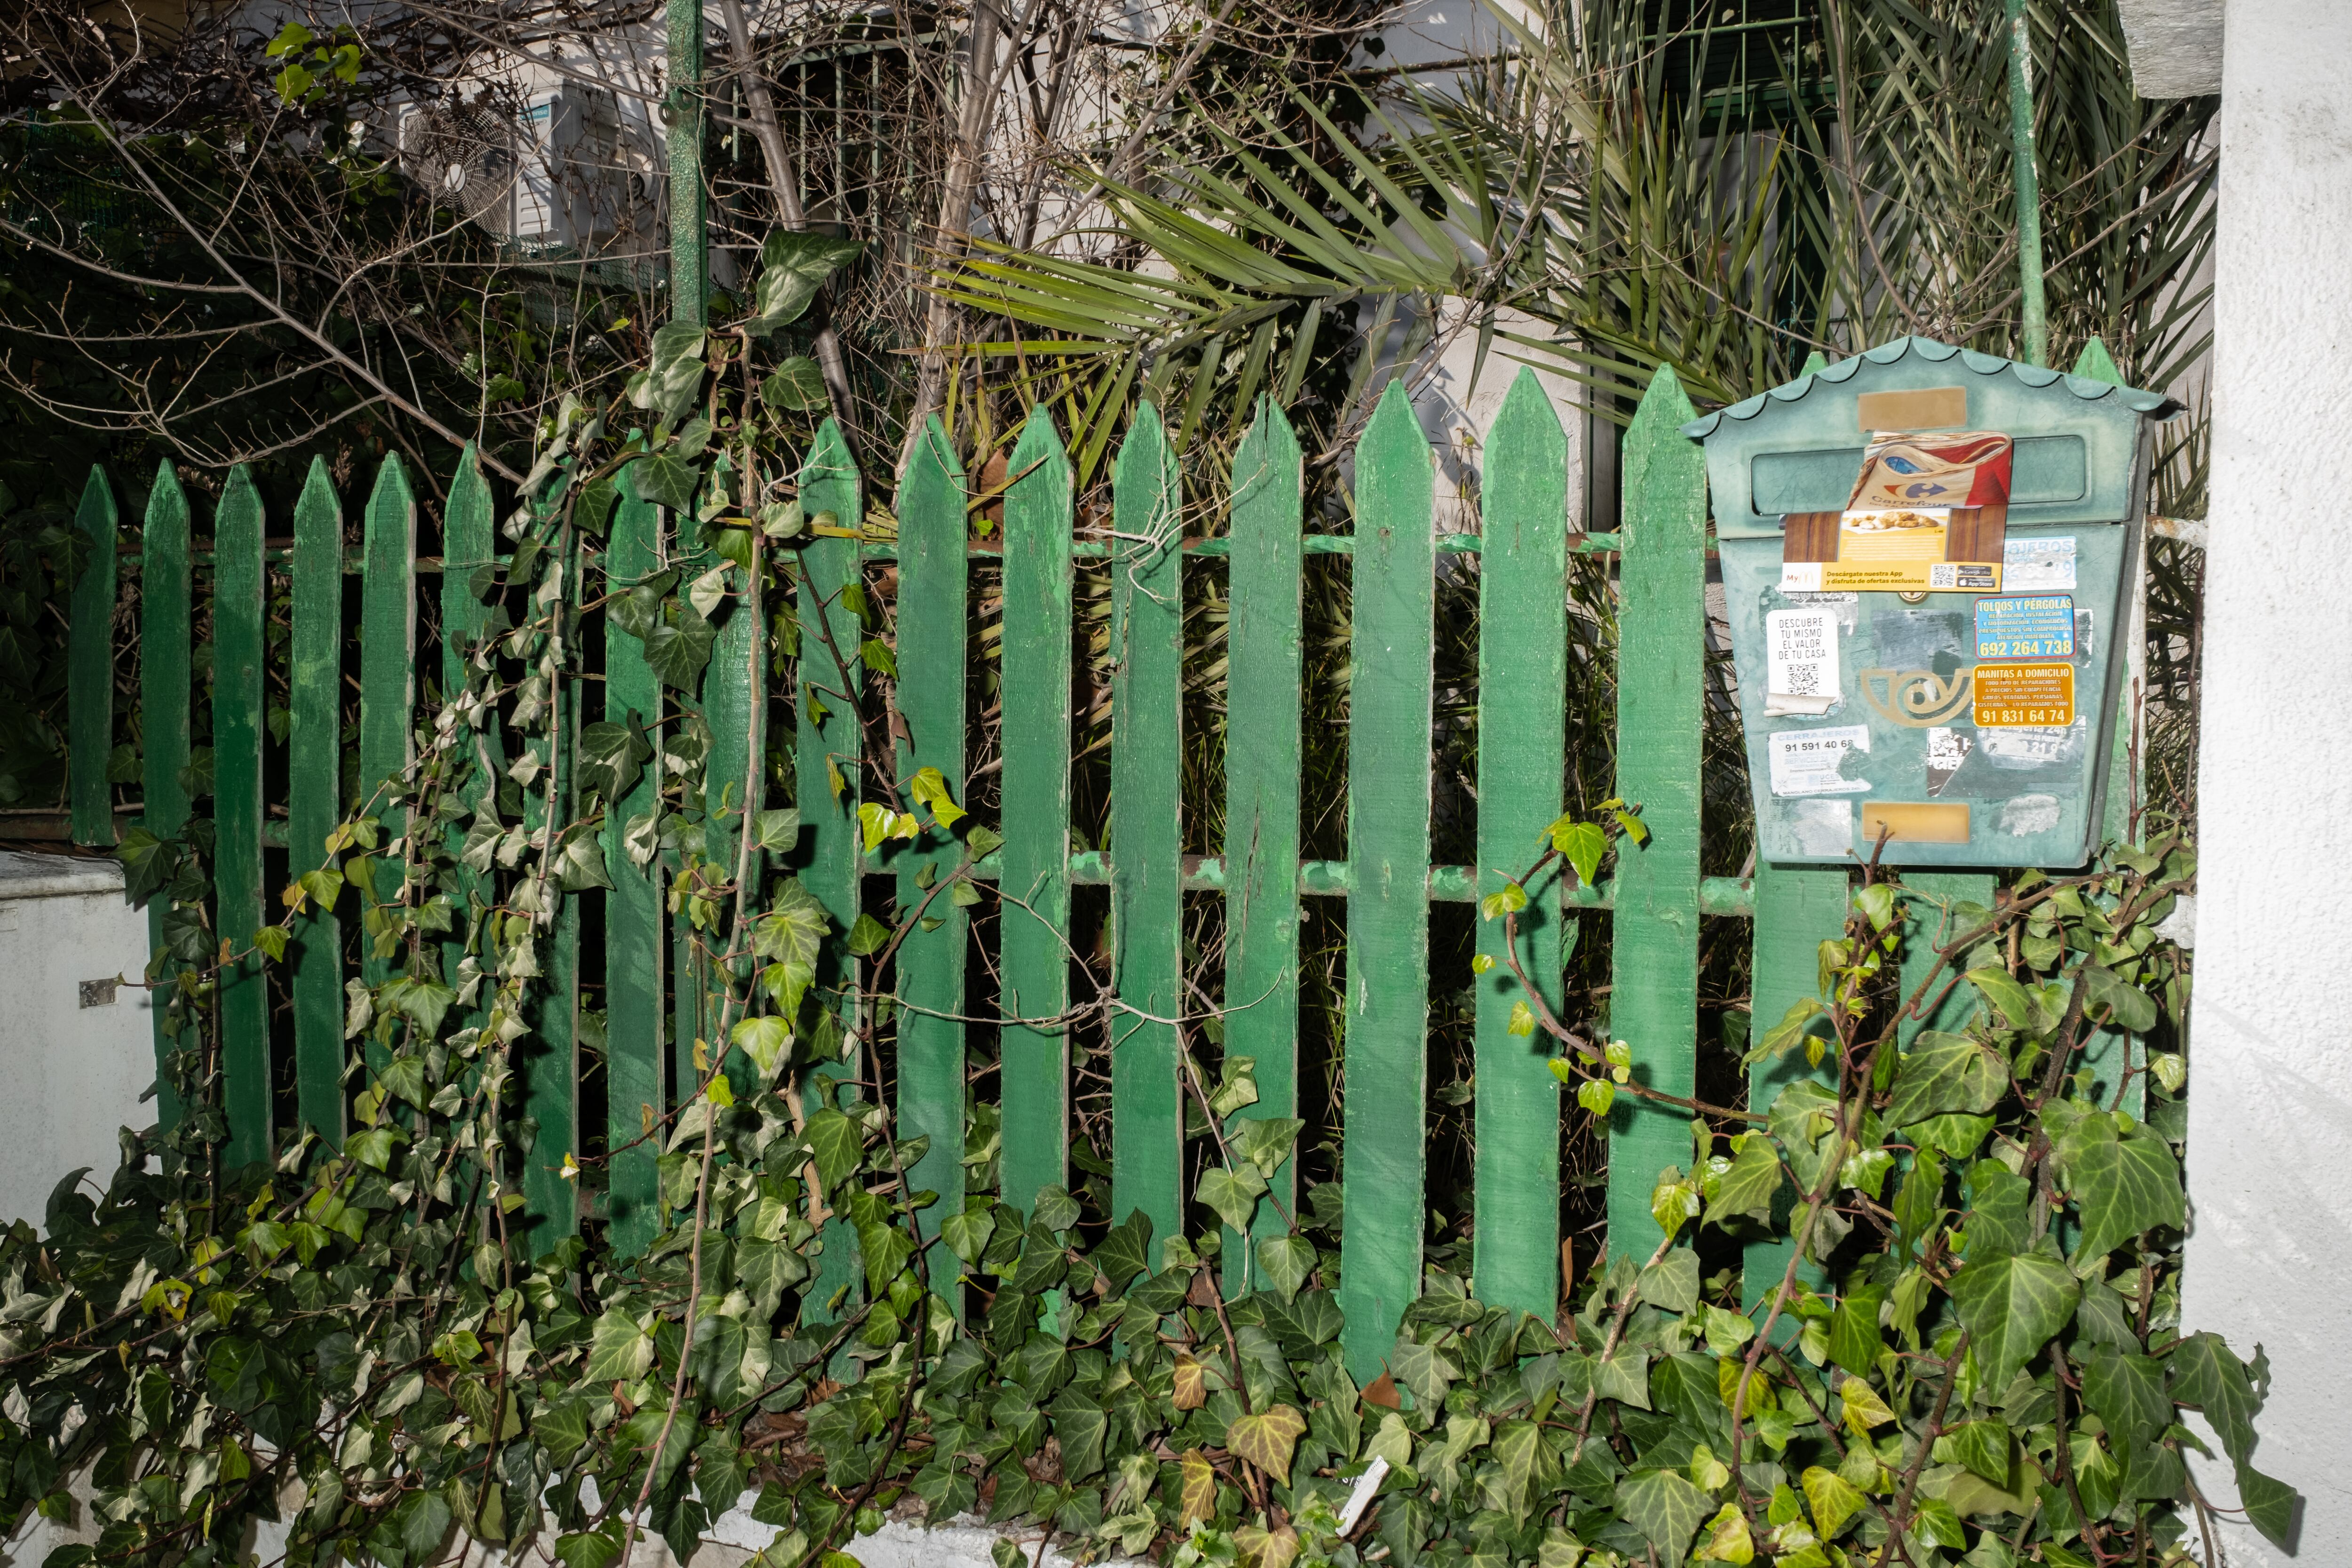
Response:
[397,79,660,255]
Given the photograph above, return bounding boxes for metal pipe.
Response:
[2006,0,2047,366]
[666,0,706,326]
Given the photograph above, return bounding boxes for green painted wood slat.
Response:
[894,418,969,1247]
[604,468,667,1254]
[290,459,346,1142]
[1740,350,1851,1310]
[1338,380,1437,1383]
[699,455,760,1099]
[1604,364,1708,1262]
[999,409,1075,1221]
[795,419,866,1306]
[439,448,499,1000]
[359,457,419,990]
[1899,874,1997,1041]
[211,466,270,1168]
[68,470,117,847]
[1221,398,1304,1297]
[140,465,192,1131]
[1742,858,1849,1311]
[1109,403,1184,1248]
[1471,369,1569,1320]
[522,527,582,1254]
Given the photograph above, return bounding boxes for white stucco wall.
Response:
[2181,0,2352,1560]
[0,853,157,1231]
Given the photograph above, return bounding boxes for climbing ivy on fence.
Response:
[0,229,2295,1568]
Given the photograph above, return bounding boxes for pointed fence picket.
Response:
[59,369,1844,1369]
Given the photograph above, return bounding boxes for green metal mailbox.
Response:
[1683,336,2180,868]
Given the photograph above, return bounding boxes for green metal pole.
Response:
[2005,0,2047,366]
[667,0,707,326]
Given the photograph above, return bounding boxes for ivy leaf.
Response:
[1178,1449,1216,1524]
[397,1492,454,1561]
[2065,1124,2184,1260]
[116,827,176,906]
[1032,1184,1081,1232]
[1194,1164,1266,1234]
[1479,881,1527,922]
[1089,1209,1153,1293]
[1707,1135,1782,1226]
[844,914,891,957]
[941,1204,996,1267]
[556,832,614,892]
[1766,1079,1841,1191]
[583,1309,655,1384]
[749,232,865,334]
[1616,1469,1709,1561]
[1965,966,2039,1031]
[751,879,828,1016]
[1047,1388,1107,1480]
[731,1016,793,1080]
[1801,1464,1865,1540]
[1254,1235,1316,1303]
[1748,996,1823,1064]
[608,570,677,641]
[2166,1331,2263,1466]
[907,765,966,828]
[802,1108,864,1191]
[1907,1112,1995,1161]
[1695,1501,1755,1565]
[1591,1344,1650,1409]
[1637,1248,1699,1314]
[2080,1349,2169,1445]
[1836,1376,1895,1433]
[1827,1285,1884,1379]
[635,322,707,424]
[634,452,702,515]
[760,358,829,411]
[688,565,731,621]
[644,608,717,688]
[1171,1353,1207,1410]
[1230,1116,1302,1179]
[1224,1403,1307,1483]
[1486,1419,1552,1516]
[2081,964,2159,1033]
[1947,1250,2080,1392]
[1550,818,1607,886]
[1389,1337,1458,1407]
[2235,1461,2300,1551]
[553,1526,625,1568]
[1939,1419,2011,1486]
[1884,1030,2008,1126]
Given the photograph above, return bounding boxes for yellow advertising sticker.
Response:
[1779,507,2007,593]
[1783,559,2004,593]
[1972,661,2075,728]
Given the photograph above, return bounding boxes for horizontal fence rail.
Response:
[61,366,1857,1369]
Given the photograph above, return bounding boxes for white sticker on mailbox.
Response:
[1765,607,1841,716]
[2002,535,2077,590]
[1769,724,1871,797]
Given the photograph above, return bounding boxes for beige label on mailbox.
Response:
[1973,661,2075,728]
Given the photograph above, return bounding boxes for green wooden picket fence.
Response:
[58,364,1874,1380]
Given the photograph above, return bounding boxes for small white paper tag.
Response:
[2003,535,2077,590]
[1338,1457,1390,1535]
[1769,724,1871,797]
[1779,561,1824,593]
[1765,607,1840,717]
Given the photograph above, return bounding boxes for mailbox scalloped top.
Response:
[1679,335,2182,538]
